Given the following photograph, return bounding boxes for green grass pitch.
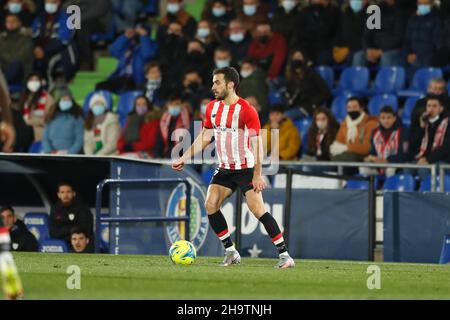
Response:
[9,252,450,300]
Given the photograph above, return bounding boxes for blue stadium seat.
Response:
[39,239,69,253]
[331,92,356,122]
[315,65,334,89]
[398,67,443,97]
[268,87,284,105]
[301,132,309,155]
[100,214,110,253]
[117,90,144,127]
[83,90,113,114]
[420,175,450,192]
[369,66,405,95]
[346,175,379,190]
[8,83,24,94]
[28,140,42,154]
[368,94,398,115]
[333,66,369,95]
[382,174,415,192]
[294,117,312,138]
[23,212,50,242]
[401,96,423,127]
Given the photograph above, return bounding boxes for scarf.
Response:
[373,127,400,160]
[416,116,449,159]
[345,112,365,143]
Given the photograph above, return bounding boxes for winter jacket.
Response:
[335,114,379,155]
[238,69,269,113]
[333,6,366,51]
[49,198,94,243]
[248,32,287,79]
[271,4,302,46]
[10,219,38,252]
[0,29,34,80]
[403,9,441,57]
[263,117,301,160]
[368,119,410,163]
[84,112,120,155]
[42,112,84,154]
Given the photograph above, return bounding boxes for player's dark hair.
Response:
[57,181,75,192]
[70,226,90,238]
[379,106,397,116]
[0,206,14,215]
[213,67,240,90]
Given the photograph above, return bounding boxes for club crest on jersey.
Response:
[165,178,208,250]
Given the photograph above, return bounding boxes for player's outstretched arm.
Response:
[251,135,267,193]
[172,127,214,171]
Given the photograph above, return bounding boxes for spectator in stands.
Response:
[223,18,252,66]
[245,95,267,125]
[409,96,450,177]
[83,93,120,155]
[42,89,84,154]
[0,0,36,31]
[141,61,170,109]
[18,72,54,141]
[156,21,188,87]
[180,69,210,111]
[213,46,232,70]
[237,0,270,33]
[238,57,268,116]
[49,181,94,244]
[0,69,15,152]
[403,0,441,73]
[271,0,302,47]
[195,20,220,56]
[65,0,112,71]
[409,79,450,156]
[262,104,301,160]
[362,106,409,176]
[70,227,93,253]
[10,102,33,152]
[330,96,379,162]
[0,206,38,252]
[282,49,331,119]
[32,0,78,87]
[117,95,162,157]
[183,39,214,85]
[304,107,339,161]
[353,0,407,67]
[95,25,158,93]
[248,21,287,80]
[291,0,339,65]
[434,0,450,66]
[111,0,143,33]
[332,0,367,65]
[157,0,197,40]
[202,0,235,41]
[157,93,191,158]
[0,13,33,85]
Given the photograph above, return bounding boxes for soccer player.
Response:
[172,67,295,268]
[0,69,24,299]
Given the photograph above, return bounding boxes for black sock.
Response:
[208,210,233,249]
[259,212,287,255]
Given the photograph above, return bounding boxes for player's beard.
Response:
[216,88,229,101]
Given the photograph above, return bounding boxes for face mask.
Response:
[197,28,210,38]
[167,3,180,14]
[59,100,73,112]
[349,0,363,13]
[291,59,304,69]
[147,79,161,87]
[188,82,200,92]
[92,104,106,117]
[201,104,207,115]
[136,105,148,116]
[212,7,226,17]
[243,4,257,16]
[45,3,58,14]
[348,111,361,120]
[168,106,181,117]
[27,80,41,93]
[240,70,253,78]
[215,59,230,68]
[229,32,244,43]
[417,4,431,16]
[259,35,270,44]
[8,3,22,13]
[316,121,327,130]
[282,0,296,13]
[188,51,203,60]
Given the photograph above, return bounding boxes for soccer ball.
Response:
[169,240,197,265]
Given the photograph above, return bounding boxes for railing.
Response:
[95,178,191,253]
[439,164,450,192]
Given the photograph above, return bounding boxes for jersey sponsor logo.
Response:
[166,178,209,250]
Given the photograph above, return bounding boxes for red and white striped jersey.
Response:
[203,97,261,170]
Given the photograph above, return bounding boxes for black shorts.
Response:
[210,167,254,195]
